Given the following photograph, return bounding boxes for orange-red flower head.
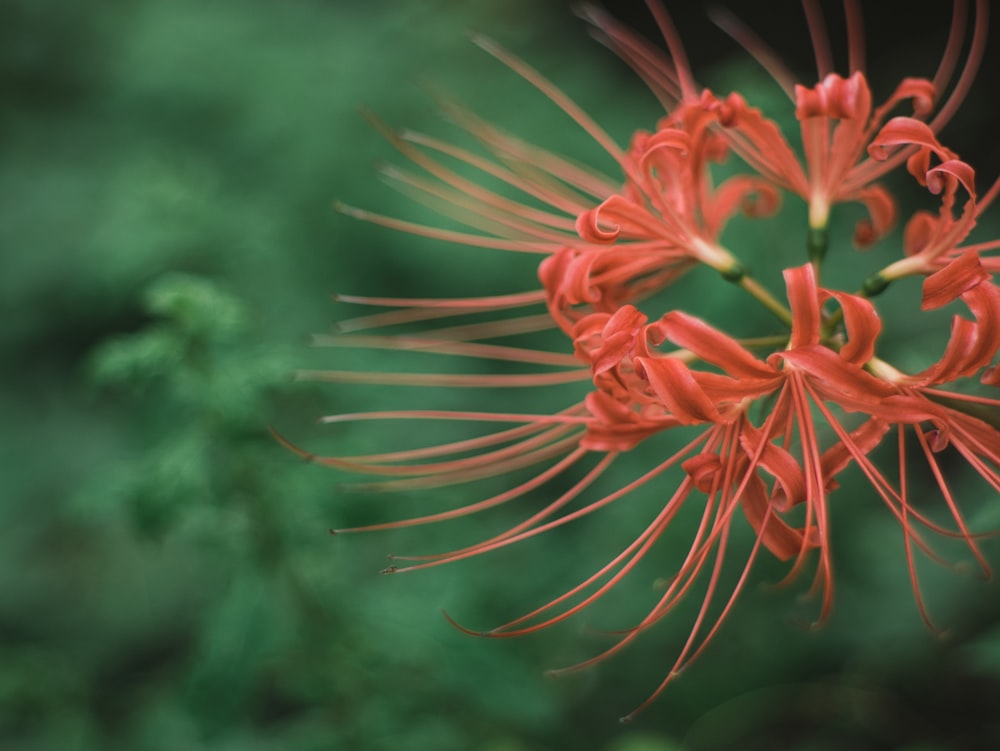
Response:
[289,0,1000,720]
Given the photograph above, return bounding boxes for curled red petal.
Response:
[694,371,782,403]
[876,77,936,120]
[541,248,601,314]
[905,271,1000,383]
[602,303,648,338]
[903,211,937,257]
[637,127,692,173]
[707,176,781,236]
[589,305,648,374]
[636,355,722,424]
[850,186,897,248]
[738,424,806,512]
[784,264,821,349]
[704,90,744,127]
[584,390,633,425]
[922,252,991,310]
[795,72,864,120]
[906,148,932,186]
[822,288,882,364]
[926,159,976,197]
[682,452,722,493]
[575,194,672,245]
[658,310,777,379]
[740,474,818,562]
[710,91,809,195]
[591,331,634,375]
[958,281,1000,375]
[571,311,611,352]
[741,180,781,218]
[867,117,954,162]
[582,391,675,451]
[576,205,621,244]
[873,394,942,423]
[922,316,978,382]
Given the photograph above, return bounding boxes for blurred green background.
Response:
[3,1,1000,749]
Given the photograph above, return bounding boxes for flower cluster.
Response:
[288,0,1000,719]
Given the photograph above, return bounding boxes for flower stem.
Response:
[736,275,793,327]
[808,225,828,266]
[738,334,792,349]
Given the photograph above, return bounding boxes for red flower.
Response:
[862,255,1000,625]
[285,0,1000,719]
[572,101,779,272]
[585,0,990,249]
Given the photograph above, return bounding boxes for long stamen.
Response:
[709,8,797,99]
[644,0,698,100]
[295,368,591,388]
[844,0,865,73]
[469,34,629,168]
[335,201,557,253]
[929,0,989,133]
[802,0,835,80]
[400,452,617,565]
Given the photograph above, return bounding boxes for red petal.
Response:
[926,159,975,197]
[776,345,894,404]
[922,252,991,310]
[576,204,621,244]
[958,281,1000,375]
[795,73,865,120]
[872,77,935,121]
[658,310,777,379]
[695,371,782,402]
[873,395,940,423]
[575,195,671,245]
[682,452,722,493]
[903,211,937,257]
[784,264,821,349]
[850,186,897,248]
[637,127,691,172]
[818,417,890,485]
[822,289,882,364]
[740,474,817,561]
[636,355,722,424]
[867,117,954,162]
[739,422,806,512]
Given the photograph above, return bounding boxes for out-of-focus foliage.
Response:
[3,1,1000,750]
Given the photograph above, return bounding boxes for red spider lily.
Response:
[583,0,990,250]
[859,117,1000,294]
[846,256,1000,627]
[541,95,783,333]
[534,257,999,714]
[629,266,886,613]
[864,119,977,279]
[632,257,1000,631]
[539,104,783,328]
[572,99,780,272]
[289,0,1000,721]
[421,263,894,720]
